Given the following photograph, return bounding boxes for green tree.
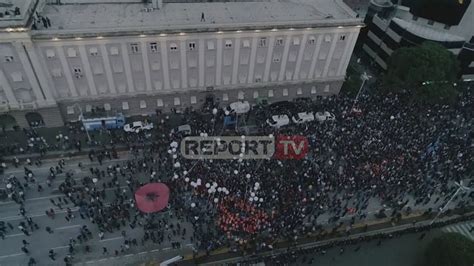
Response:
[420,232,474,266]
[382,42,460,104]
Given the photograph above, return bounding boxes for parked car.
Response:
[315,111,335,122]
[224,101,251,114]
[292,112,315,124]
[123,121,154,133]
[266,115,290,128]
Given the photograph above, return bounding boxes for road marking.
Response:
[52,245,69,250]
[56,224,81,230]
[162,247,171,251]
[100,236,123,242]
[186,243,194,246]
[5,233,24,238]
[0,253,24,259]
[151,249,160,252]
[124,254,133,257]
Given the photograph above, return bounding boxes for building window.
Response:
[110,47,119,55]
[258,38,267,47]
[51,68,62,78]
[67,106,75,115]
[308,37,316,45]
[238,91,244,100]
[339,35,346,41]
[297,88,303,95]
[324,35,331,42]
[67,48,77,57]
[207,41,215,50]
[282,88,289,96]
[324,85,330,92]
[174,97,181,106]
[122,102,129,110]
[189,42,196,51]
[273,57,280,63]
[225,40,232,48]
[242,40,251,48]
[157,99,164,107]
[222,93,229,101]
[11,72,23,82]
[311,86,316,94]
[46,49,55,59]
[85,105,92,113]
[130,43,139,53]
[73,67,82,78]
[170,43,178,51]
[253,91,259,99]
[150,42,158,53]
[268,90,274,98]
[104,103,111,111]
[275,38,284,46]
[89,47,99,56]
[190,96,197,104]
[4,56,13,62]
[140,100,147,109]
[293,37,300,45]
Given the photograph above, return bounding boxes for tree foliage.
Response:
[382,42,460,104]
[421,232,474,266]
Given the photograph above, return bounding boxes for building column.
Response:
[56,46,78,97]
[160,40,171,90]
[308,35,323,79]
[12,42,47,106]
[263,35,275,82]
[278,35,292,81]
[100,44,117,94]
[78,45,98,96]
[231,38,241,85]
[322,33,340,78]
[198,39,205,88]
[0,69,19,108]
[247,36,258,83]
[121,43,135,93]
[21,41,56,106]
[141,41,153,92]
[179,40,188,89]
[293,33,309,80]
[215,37,223,86]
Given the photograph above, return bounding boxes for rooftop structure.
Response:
[0,0,37,29]
[31,0,360,38]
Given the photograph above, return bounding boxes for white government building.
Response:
[0,0,362,128]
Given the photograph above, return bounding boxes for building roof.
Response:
[0,0,35,29]
[32,0,361,37]
[392,17,465,43]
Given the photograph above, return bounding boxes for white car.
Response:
[266,115,290,128]
[315,111,335,122]
[225,101,251,114]
[123,121,154,133]
[292,112,315,124]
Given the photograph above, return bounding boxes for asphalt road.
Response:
[0,155,471,266]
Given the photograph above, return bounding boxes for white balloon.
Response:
[172,154,177,159]
[174,162,181,168]
[234,170,239,174]
[197,179,202,185]
[172,148,177,153]
[259,198,264,202]
[241,135,245,139]
[254,186,259,191]
[205,183,211,188]
[253,196,258,201]
[213,182,218,187]
[225,190,230,195]
[185,177,190,182]
[249,197,254,202]
[191,203,196,208]
[255,182,260,187]
[217,187,222,192]
[167,149,172,154]
[6,183,12,189]
[190,181,196,186]
[214,198,219,203]
[173,174,179,179]
[92,178,98,183]
[246,174,251,179]
[183,170,188,175]
[250,192,255,197]
[212,108,218,115]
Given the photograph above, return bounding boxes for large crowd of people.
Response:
[0,85,472,264]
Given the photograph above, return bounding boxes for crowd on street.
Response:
[0,86,472,264]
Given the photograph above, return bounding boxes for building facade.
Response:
[0,0,362,128]
[362,0,474,80]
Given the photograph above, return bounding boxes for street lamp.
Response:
[430,181,470,225]
[352,72,372,111]
[72,103,92,143]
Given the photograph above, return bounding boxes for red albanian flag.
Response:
[134,183,170,213]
